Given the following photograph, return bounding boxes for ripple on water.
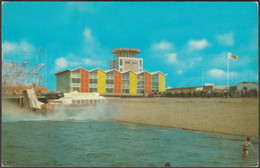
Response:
[2,120,259,167]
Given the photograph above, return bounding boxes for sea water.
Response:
[2,107,259,167]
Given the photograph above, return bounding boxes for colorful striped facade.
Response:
[55,67,166,94]
[151,72,166,92]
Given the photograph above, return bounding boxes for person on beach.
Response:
[242,137,256,156]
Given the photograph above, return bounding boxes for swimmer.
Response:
[242,137,256,156]
[165,162,171,167]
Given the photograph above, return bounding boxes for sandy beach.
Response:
[106,97,259,137]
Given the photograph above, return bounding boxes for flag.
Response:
[228,52,238,61]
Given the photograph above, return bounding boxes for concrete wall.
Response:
[123,58,139,72]
[56,71,71,92]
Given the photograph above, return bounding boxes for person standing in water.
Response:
[242,137,256,156]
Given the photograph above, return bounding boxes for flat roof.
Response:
[111,48,141,54]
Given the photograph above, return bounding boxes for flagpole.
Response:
[227,52,230,97]
[202,68,203,86]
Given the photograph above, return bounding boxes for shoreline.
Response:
[112,119,255,138]
[107,97,259,138]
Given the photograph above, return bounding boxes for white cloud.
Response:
[177,70,183,75]
[54,56,81,72]
[55,57,68,70]
[152,41,173,51]
[188,39,209,51]
[216,32,234,46]
[67,2,95,13]
[165,53,177,64]
[83,58,102,66]
[230,71,239,78]
[84,28,93,40]
[197,57,203,61]
[208,68,225,79]
[2,40,36,54]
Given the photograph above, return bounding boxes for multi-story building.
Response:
[56,68,166,94]
[105,69,122,93]
[137,71,152,94]
[151,71,166,92]
[55,48,166,94]
[109,48,143,73]
[89,68,106,93]
[55,67,83,93]
[121,71,137,94]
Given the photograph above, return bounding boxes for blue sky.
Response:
[2,2,258,90]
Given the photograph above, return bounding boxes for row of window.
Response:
[106,84,114,88]
[119,59,142,65]
[72,85,158,90]
[122,76,130,80]
[106,76,114,79]
[89,75,98,79]
[71,99,105,104]
[116,51,136,58]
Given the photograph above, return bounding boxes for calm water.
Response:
[2,109,259,167]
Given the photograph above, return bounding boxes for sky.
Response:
[2,2,258,90]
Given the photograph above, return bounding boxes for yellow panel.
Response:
[159,73,166,92]
[129,72,137,94]
[98,70,106,93]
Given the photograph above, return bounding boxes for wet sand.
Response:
[107,97,259,137]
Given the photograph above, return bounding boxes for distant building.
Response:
[213,85,228,90]
[55,48,166,94]
[55,68,166,94]
[89,68,106,93]
[151,71,166,92]
[237,82,258,91]
[105,69,122,94]
[109,48,143,72]
[121,71,137,94]
[137,71,151,94]
[205,83,214,86]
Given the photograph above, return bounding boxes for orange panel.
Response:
[144,72,151,93]
[114,70,122,93]
[80,68,89,93]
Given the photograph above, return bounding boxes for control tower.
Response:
[109,48,143,73]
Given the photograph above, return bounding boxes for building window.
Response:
[90,88,97,92]
[120,59,123,65]
[106,88,114,93]
[122,89,129,93]
[139,60,142,66]
[72,78,80,83]
[120,68,123,72]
